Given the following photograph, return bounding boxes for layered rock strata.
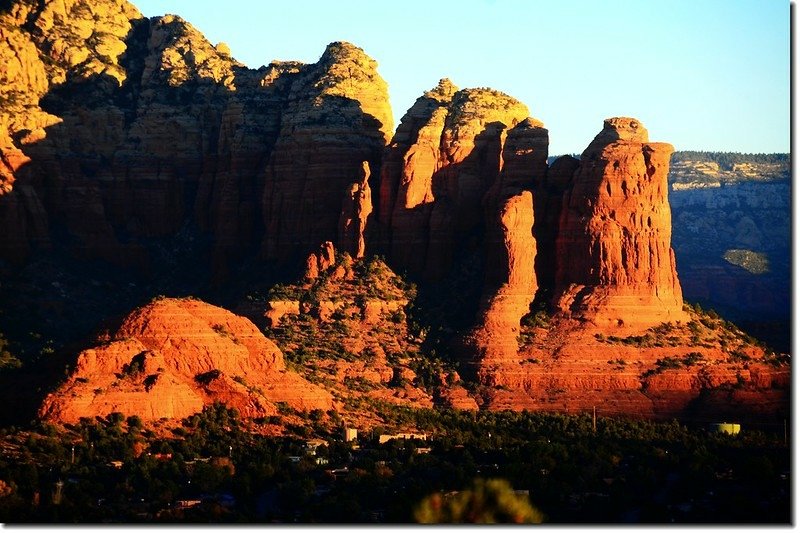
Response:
[261,42,392,263]
[468,119,548,363]
[378,80,530,280]
[477,317,789,422]
[553,118,687,331]
[0,1,391,278]
[39,297,333,423]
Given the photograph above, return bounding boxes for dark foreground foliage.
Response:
[0,404,789,524]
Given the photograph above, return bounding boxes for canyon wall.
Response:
[0,0,389,278]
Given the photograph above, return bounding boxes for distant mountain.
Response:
[670,151,789,188]
[668,152,790,350]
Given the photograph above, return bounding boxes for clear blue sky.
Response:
[133,0,790,155]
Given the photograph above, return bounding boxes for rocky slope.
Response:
[39,297,332,423]
[475,305,788,421]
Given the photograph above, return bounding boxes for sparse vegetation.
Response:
[0,333,21,370]
[194,369,221,385]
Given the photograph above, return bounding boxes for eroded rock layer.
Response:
[39,298,332,423]
[476,314,788,422]
[0,1,391,278]
[468,119,548,364]
[379,80,531,280]
[261,42,391,263]
[553,118,687,331]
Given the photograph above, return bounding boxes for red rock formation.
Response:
[0,3,394,278]
[553,117,687,332]
[39,298,332,423]
[478,316,789,421]
[468,119,548,364]
[303,240,337,281]
[379,81,530,280]
[377,79,456,267]
[534,155,579,295]
[338,161,373,258]
[468,191,537,363]
[490,118,549,193]
[261,42,392,264]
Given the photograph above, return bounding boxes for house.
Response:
[176,499,202,509]
[378,432,428,444]
[343,427,358,442]
[304,439,327,455]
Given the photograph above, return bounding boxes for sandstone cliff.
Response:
[553,118,687,332]
[39,297,332,423]
[0,1,391,278]
[378,80,531,280]
[467,119,548,364]
[0,1,788,427]
[260,41,392,264]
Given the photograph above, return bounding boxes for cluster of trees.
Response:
[0,403,788,524]
[671,151,789,171]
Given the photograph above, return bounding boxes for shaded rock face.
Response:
[261,42,392,264]
[338,161,373,259]
[0,0,141,265]
[378,80,531,280]
[534,154,579,295]
[553,118,687,331]
[0,2,391,278]
[670,179,790,349]
[38,298,332,423]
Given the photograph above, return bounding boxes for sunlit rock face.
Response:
[260,41,392,264]
[39,297,333,423]
[0,2,392,277]
[553,117,687,332]
[378,80,531,280]
[467,119,549,365]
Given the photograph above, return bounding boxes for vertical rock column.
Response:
[468,119,548,364]
[554,117,686,331]
[339,161,373,259]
